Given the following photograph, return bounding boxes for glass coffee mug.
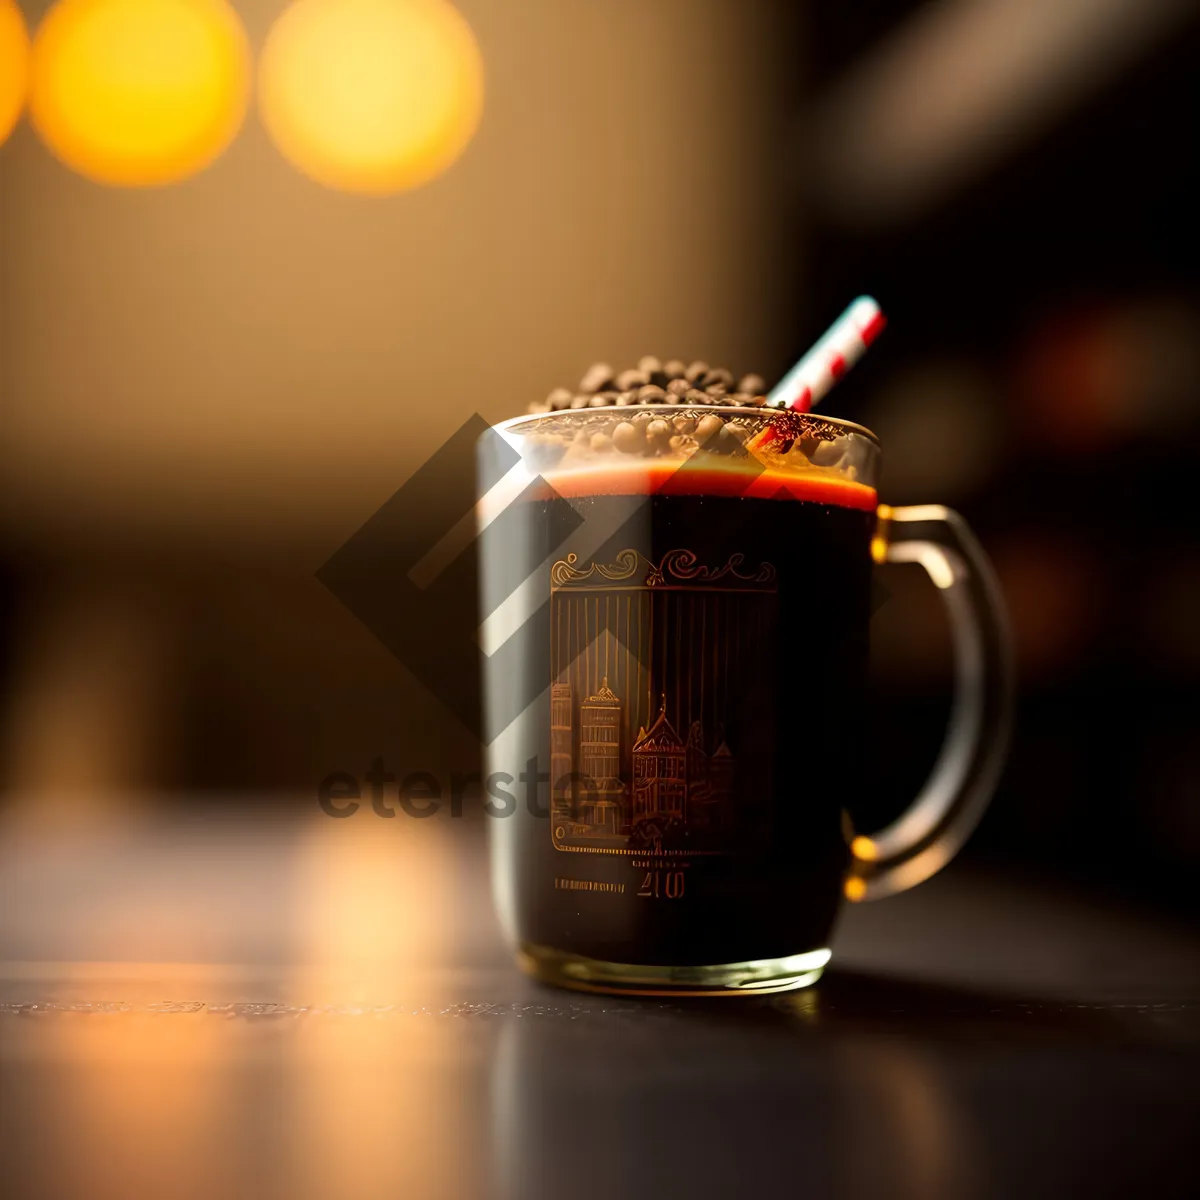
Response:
[477,405,1012,995]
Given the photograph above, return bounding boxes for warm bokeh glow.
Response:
[844,876,867,902]
[0,0,30,146]
[29,0,249,186]
[258,0,484,195]
[850,835,878,862]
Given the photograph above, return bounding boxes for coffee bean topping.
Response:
[616,368,651,391]
[703,366,735,390]
[638,355,668,386]
[517,395,852,475]
[717,425,743,452]
[530,358,775,414]
[645,418,672,448]
[579,362,615,393]
[811,437,848,466]
[612,421,644,454]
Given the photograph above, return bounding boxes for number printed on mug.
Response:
[637,870,686,899]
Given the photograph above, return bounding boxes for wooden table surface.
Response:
[2,806,1197,1199]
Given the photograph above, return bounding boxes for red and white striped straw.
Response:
[767,296,887,411]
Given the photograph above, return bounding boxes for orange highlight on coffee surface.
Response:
[539,459,877,510]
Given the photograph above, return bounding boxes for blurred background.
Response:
[5,8,1200,1198]
[1,0,1199,918]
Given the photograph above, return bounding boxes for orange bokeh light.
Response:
[0,0,30,146]
[258,0,484,195]
[29,0,250,186]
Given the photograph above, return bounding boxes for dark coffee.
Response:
[483,462,876,973]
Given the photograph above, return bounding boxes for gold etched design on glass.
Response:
[549,548,777,858]
[550,549,642,587]
[646,549,777,587]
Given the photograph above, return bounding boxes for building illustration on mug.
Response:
[549,547,775,856]
[551,679,737,847]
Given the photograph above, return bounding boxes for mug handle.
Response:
[845,504,1015,901]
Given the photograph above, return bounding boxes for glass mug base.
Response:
[516,943,832,997]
